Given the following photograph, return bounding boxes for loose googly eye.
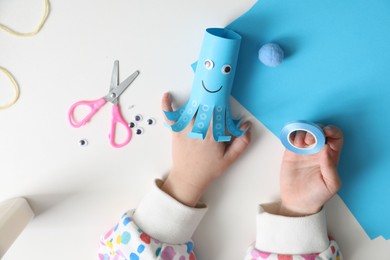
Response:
[146,118,156,126]
[204,59,214,70]
[221,65,232,74]
[135,127,144,135]
[78,139,88,147]
[134,114,143,121]
[128,121,136,128]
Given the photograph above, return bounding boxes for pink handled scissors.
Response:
[68,60,139,148]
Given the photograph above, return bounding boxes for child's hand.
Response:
[279,125,343,216]
[161,92,251,207]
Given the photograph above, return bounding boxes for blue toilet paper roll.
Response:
[280,120,325,155]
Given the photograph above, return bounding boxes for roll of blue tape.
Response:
[280,120,325,155]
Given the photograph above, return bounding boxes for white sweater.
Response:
[98,180,342,260]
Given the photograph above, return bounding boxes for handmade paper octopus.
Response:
[165,28,246,142]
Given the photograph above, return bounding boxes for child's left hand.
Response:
[161,92,252,207]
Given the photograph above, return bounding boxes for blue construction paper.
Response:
[227,0,390,239]
[165,28,246,142]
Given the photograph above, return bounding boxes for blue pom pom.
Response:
[258,43,284,67]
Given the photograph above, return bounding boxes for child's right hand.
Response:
[279,125,344,216]
[161,92,251,207]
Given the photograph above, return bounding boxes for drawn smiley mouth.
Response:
[202,80,223,93]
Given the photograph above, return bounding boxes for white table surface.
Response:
[0,0,388,259]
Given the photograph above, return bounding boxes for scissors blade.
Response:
[110,60,119,90]
[105,70,140,104]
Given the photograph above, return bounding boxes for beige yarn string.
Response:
[0,0,50,37]
[0,67,20,110]
[0,0,50,109]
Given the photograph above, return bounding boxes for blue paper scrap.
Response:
[227,0,390,239]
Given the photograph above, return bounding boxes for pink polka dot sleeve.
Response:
[98,210,197,260]
[244,239,342,260]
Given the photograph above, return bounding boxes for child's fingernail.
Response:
[323,125,332,131]
[163,92,171,100]
[247,121,252,127]
[241,121,251,129]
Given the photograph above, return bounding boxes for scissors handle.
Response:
[68,98,107,127]
[109,104,132,148]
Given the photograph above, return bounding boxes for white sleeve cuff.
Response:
[255,202,329,255]
[133,179,207,245]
